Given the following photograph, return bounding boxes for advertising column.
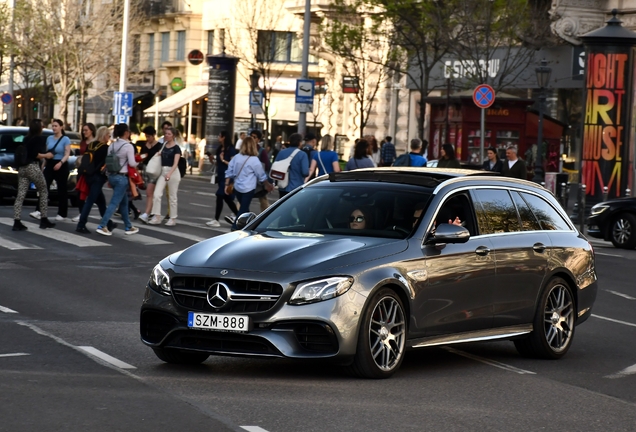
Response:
[580,10,636,201]
[206,52,239,154]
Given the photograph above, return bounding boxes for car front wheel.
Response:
[514,277,575,359]
[349,288,406,379]
[609,213,636,249]
[152,348,209,365]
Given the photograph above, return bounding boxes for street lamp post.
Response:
[250,70,260,130]
[533,59,552,184]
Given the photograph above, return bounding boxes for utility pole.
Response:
[297,0,311,135]
[7,0,16,125]
[119,0,130,93]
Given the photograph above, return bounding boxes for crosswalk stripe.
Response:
[0,233,43,250]
[0,218,109,247]
[84,223,172,245]
[90,216,207,242]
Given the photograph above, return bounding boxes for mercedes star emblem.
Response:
[207,282,231,309]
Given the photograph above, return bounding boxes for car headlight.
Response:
[289,277,353,305]
[590,204,609,216]
[149,264,171,294]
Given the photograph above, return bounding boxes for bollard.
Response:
[602,186,608,202]
[560,182,567,207]
[579,184,586,234]
[626,188,632,197]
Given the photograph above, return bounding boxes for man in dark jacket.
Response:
[482,147,503,173]
[501,146,527,179]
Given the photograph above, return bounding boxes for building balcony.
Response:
[142,0,192,17]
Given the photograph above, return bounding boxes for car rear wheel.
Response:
[514,277,575,359]
[152,348,209,365]
[609,213,636,249]
[349,288,406,379]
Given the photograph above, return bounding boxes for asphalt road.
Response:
[0,175,635,432]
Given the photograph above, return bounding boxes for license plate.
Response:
[188,312,249,332]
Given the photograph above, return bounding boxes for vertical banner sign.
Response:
[582,51,631,199]
[580,11,636,201]
[206,53,239,155]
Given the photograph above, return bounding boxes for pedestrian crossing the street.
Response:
[0,216,231,251]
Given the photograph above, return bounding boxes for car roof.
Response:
[328,167,498,187]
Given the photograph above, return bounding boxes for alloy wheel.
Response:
[543,283,574,353]
[612,217,632,246]
[368,296,406,371]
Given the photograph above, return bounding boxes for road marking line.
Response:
[0,218,109,247]
[90,216,206,242]
[190,202,208,207]
[605,290,636,300]
[595,252,623,258]
[605,363,636,379]
[84,223,172,246]
[0,353,30,358]
[444,347,536,375]
[241,427,270,432]
[592,314,636,328]
[0,305,18,313]
[77,346,136,370]
[196,191,216,196]
[0,234,43,250]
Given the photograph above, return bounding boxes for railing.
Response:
[141,0,190,17]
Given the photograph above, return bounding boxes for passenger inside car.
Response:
[350,208,374,230]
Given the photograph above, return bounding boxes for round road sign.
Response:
[473,84,495,109]
[1,93,13,105]
[187,49,205,66]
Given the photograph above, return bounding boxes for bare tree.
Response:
[224,0,297,135]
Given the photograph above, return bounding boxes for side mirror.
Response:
[235,212,257,230]
[424,223,470,245]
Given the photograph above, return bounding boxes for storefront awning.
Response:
[144,85,208,115]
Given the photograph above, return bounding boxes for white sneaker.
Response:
[72,215,80,222]
[96,226,112,236]
[139,213,149,224]
[125,226,139,235]
[148,216,161,225]
[30,211,41,220]
[206,219,221,227]
[55,215,68,222]
[165,218,177,227]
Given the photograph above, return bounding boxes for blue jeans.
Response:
[77,174,108,229]
[233,189,255,230]
[99,174,131,230]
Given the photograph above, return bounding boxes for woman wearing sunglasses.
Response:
[349,208,374,230]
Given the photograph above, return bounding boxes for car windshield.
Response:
[253,182,433,239]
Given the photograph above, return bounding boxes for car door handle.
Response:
[475,246,491,256]
[533,243,546,253]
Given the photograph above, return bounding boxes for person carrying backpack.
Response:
[271,133,308,198]
[75,126,117,234]
[12,119,56,231]
[95,123,140,236]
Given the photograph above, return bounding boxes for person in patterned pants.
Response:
[13,119,56,231]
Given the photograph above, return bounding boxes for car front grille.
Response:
[166,330,282,356]
[171,277,284,313]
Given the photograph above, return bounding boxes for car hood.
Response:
[170,230,407,272]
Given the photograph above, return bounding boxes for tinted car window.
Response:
[435,192,477,236]
[0,134,23,153]
[472,189,521,234]
[253,183,432,239]
[520,192,571,231]
[511,191,542,231]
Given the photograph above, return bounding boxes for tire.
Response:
[152,348,209,365]
[348,288,407,379]
[609,213,636,249]
[514,277,575,359]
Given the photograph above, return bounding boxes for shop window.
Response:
[257,31,317,64]
[176,31,186,61]
[207,30,214,55]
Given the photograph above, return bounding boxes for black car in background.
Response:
[587,197,636,248]
[0,126,80,204]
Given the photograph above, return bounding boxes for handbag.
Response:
[145,142,166,180]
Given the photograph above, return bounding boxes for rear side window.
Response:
[511,191,542,231]
[520,192,571,231]
[472,189,521,234]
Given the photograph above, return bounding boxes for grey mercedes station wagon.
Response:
[140,168,598,378]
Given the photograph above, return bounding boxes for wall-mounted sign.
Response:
[188,50,205,66]
[170,77,185,92]
[343,76,359,94]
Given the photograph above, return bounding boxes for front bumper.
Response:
[140,283,367,361]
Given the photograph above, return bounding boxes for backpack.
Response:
[14,143,28,167]
[78,142,104,175]
[269,148,301,189]
[105,141,125,173]
[392,153,411,167]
